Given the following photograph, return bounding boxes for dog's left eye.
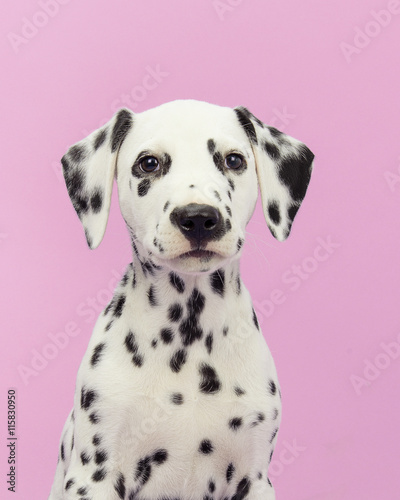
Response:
[225,154,243,170]
[140,156,160,173]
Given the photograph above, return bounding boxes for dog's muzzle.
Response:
[170,203,223,247]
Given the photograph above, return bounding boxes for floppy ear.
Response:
[61,109,134,249]
[234,107,315,241]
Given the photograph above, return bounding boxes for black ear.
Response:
[234,106,314,241]
[61,109,134,248]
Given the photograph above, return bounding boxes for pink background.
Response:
[1,0,400,498]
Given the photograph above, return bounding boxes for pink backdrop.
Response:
[1,0,400,498]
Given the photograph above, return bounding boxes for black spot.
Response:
[91,343,106,367]
[288,204,300,221]
[92,468,107,482]
[170,349,187,373]
[272,408,279,420]
[205,333,213,354]
[92,434,101,446]
[213,151,225,174]
[209,480,216,493]
[169,272,185,293]
[135,457,152,485]
[237,238,243,251]
[234,386,245,396]
[268,126,283,138]
[223,326,229,336]
[168,303,183,322]
[226,205,232,217]
[77,486,88,495]
[138,178,151,197]
[148,285,157,306]
[226,463,235,482]
[81,387,97,411]
[268,201,281,225]
[111,109,133,153]
[89,412,100,424]
[60,442,65,461]
[121,270,129,286]
[269,380,277,395]
[263,140,280,160]
[225,219,232,231]
[214,190,221,201]
[188,288,205,315]
[258,472,262,480]
[268,477,272,486]
[160,328,174,344]
[151,339,158,348]
[80,451,91,465]
[65,478,74,490]
[132,354,144,367]
[251,412,266,427]
[227,190,232,201]
[105,320,113,332]
[252,308,259,330]
[269,449,274,462]
[125,331,139,355]
[69,144,87,163]
[234,107,257,145]
[199,439,214,454]
[94,128,107,150]
[229,417,243,431]
[152,449,168,464]
[207,139,216,154]
[95,449,108,465]
[199,363,221,394]
[113,295,126,317]
[210,270,225,296]
[90,189,103,213]
[228,178,235,191]
[270,428,278,443]
[114,473,126,499]
[232,476,251,500]
[163,201,170,212]
[278,145,314,202]
[71,434,74,450]
[171,392,184,405]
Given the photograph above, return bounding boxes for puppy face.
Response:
[116,101,258,274]
[61,100,314,275]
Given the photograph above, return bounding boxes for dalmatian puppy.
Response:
[49,100,314,500]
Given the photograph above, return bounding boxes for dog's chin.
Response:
[155,250,231,275]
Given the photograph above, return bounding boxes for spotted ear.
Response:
[234,107,315,241]
[61,109,134,249]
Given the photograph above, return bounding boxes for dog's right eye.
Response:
[139,156,160,173]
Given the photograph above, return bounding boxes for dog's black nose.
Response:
[171,204,222,245]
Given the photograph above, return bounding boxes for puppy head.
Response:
[61,100,314,275]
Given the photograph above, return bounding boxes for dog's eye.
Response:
[225,154,243,170]
[140,156,160,173]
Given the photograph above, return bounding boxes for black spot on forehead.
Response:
[263,140,280,160]
[77,486,88,495]
[111,109,133,153]
[199,439,214,454]
[207,139,216,154]
[90,189,103,213]
[268,201,281,225]
[94,128,107,151]
[234,107,258,145]
[171,392,184,405]
[138,178,151,197]
[229,417,243,431]
[228,178,235,191]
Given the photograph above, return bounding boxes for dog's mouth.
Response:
[179,249,216,262]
